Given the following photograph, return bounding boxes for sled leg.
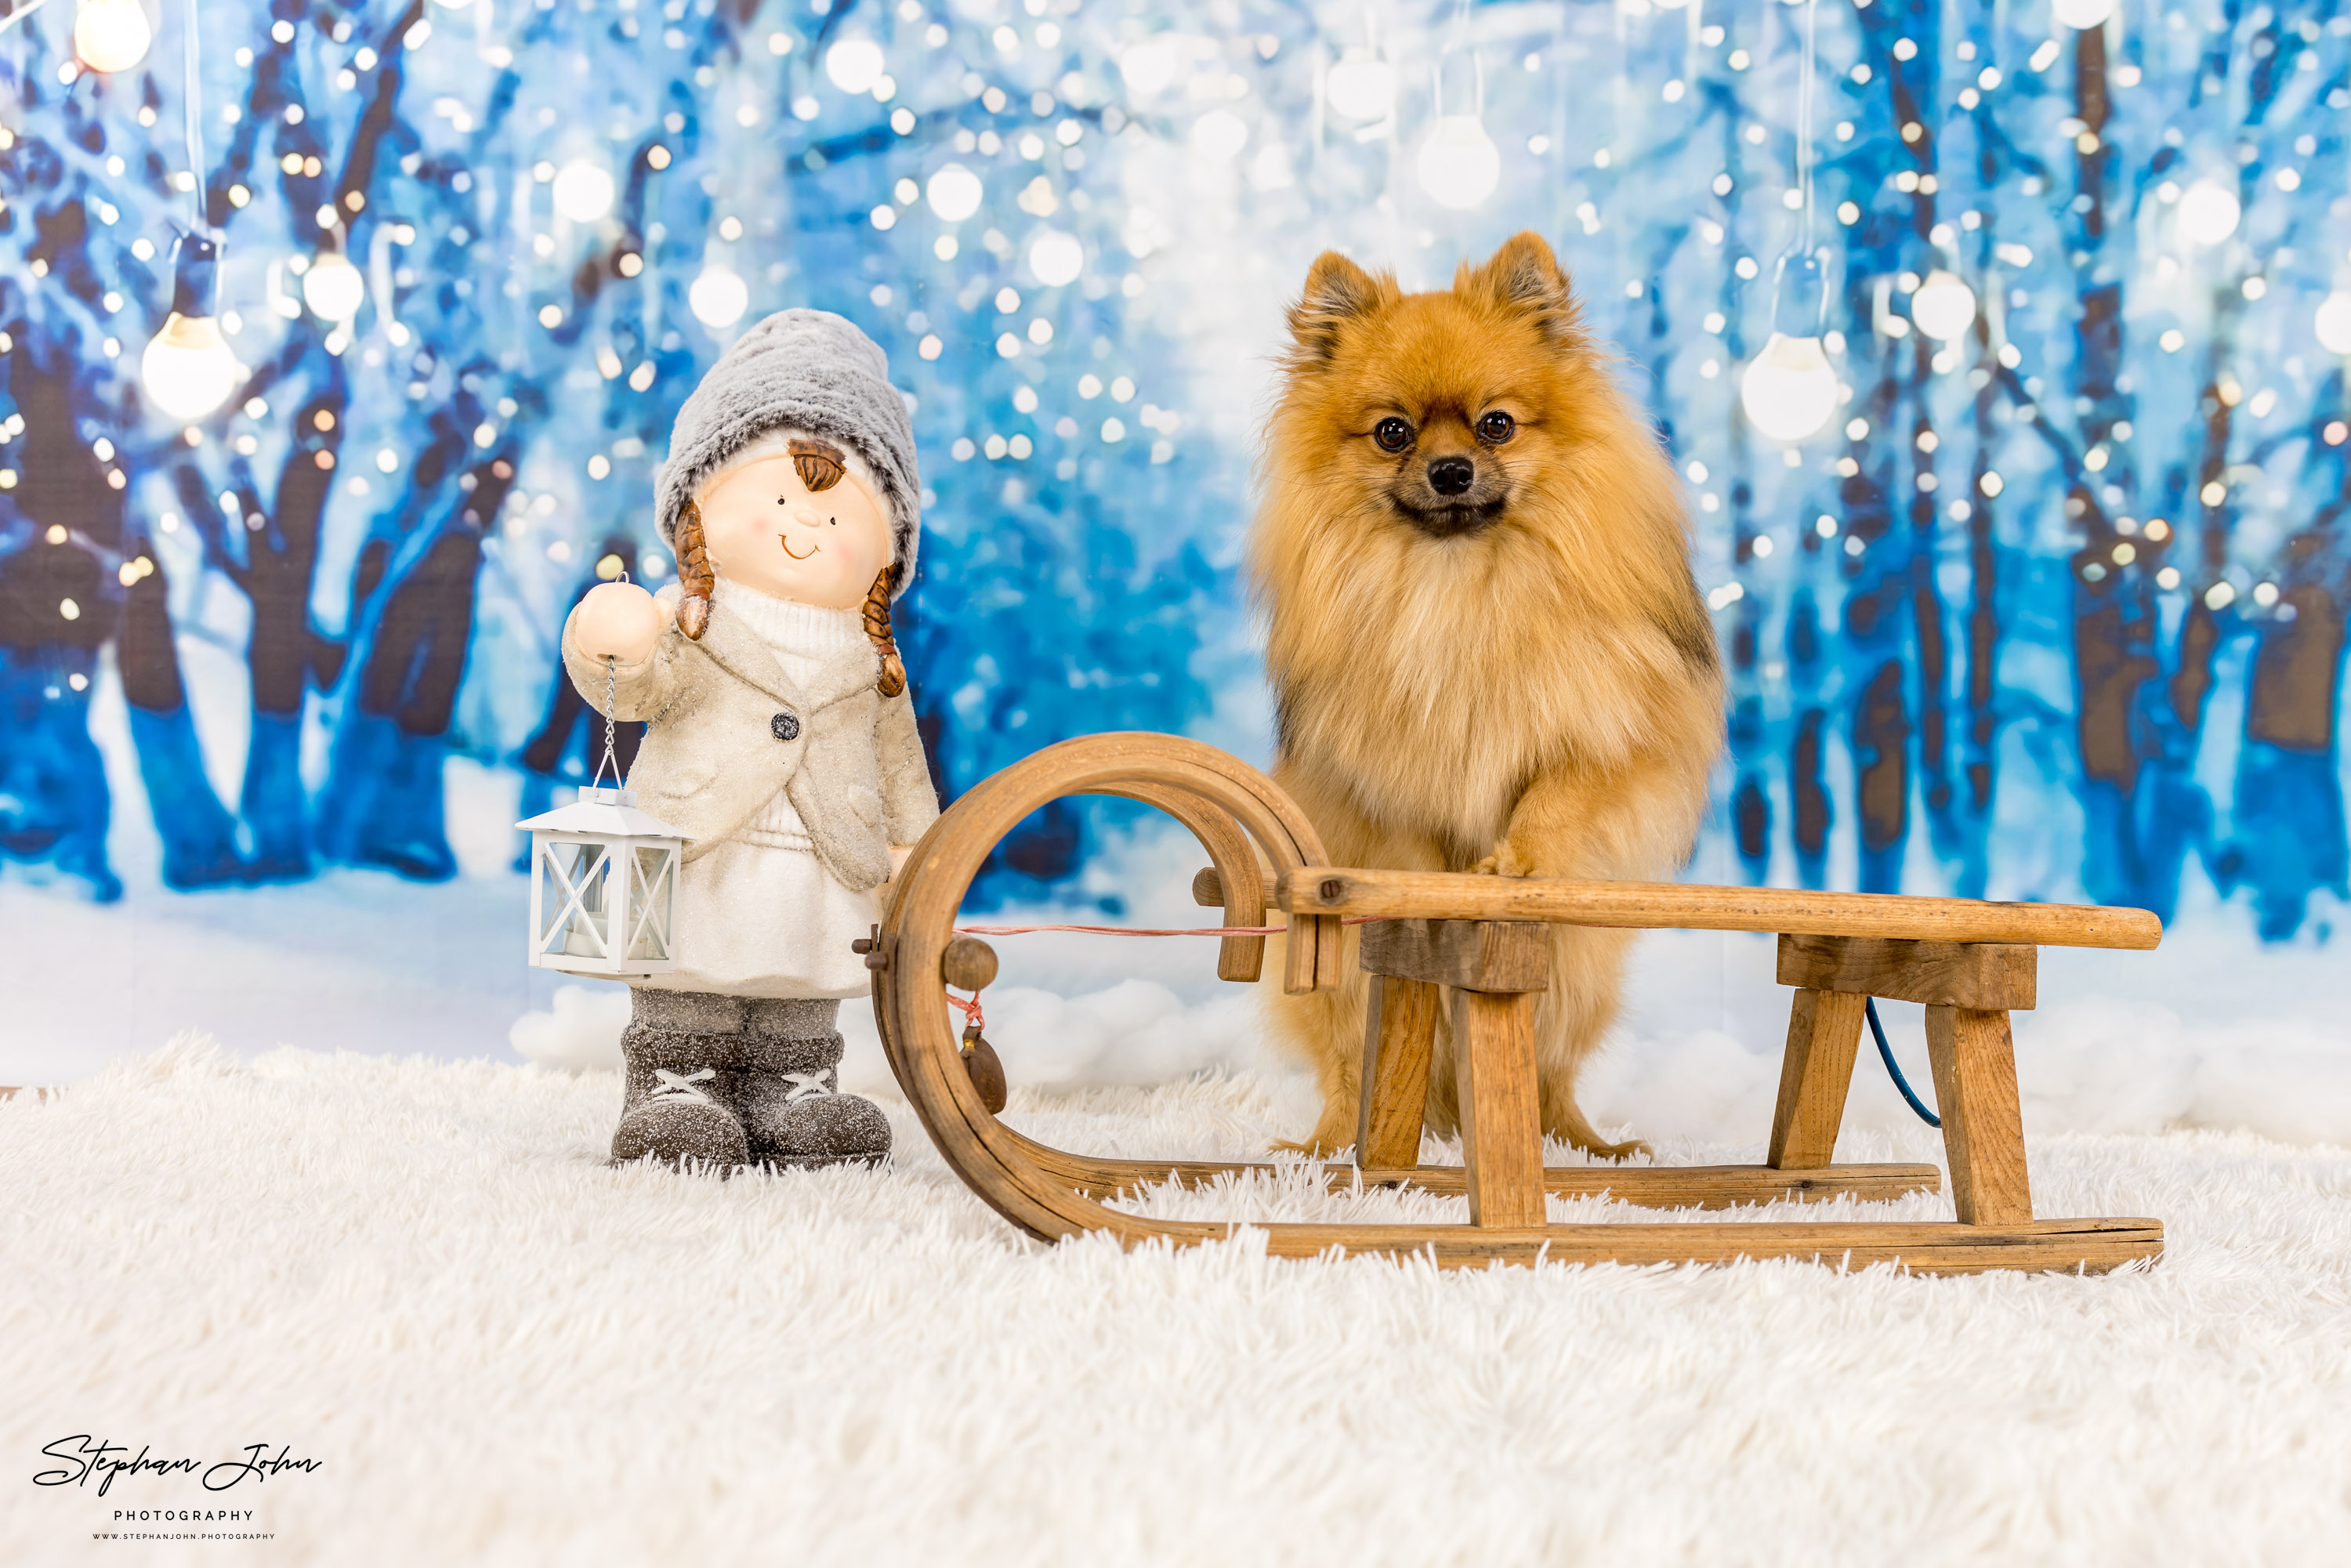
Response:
[1358,919,1551,1227]
[1357,974,1440,1173]
[1455,989,1545,1229]
[1925,1006,2033,1225]
[1766,989,1867,1171]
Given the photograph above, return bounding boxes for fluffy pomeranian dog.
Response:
[1251,232,1724,1158]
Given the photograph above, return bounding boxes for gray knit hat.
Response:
[656,309,922,596]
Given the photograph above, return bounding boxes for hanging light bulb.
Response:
[2051,0,2118,28]
[1741,332,1840,443]
[143,315,238,418]
[925,163,984,223]
[551,159,616,224]
[1325,48,1396,122]
[2316,291,2351,357]
[1741,249,1838,444]
[1027,228,1084,288]
[1737,2,1836,444]
[2177,179,2241,246]
[688,263,748,328]
[824,39,886,95]
[73,0,153,74]
[1117,38,1181,100]
[302,248,365,321]
[1190,108,1249,164]
[142,237,241,421]
[1416,118,1500,210]
[1416,53,1500,212]
[1910,269,1977,342]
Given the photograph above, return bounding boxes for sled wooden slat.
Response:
[1241,1217,2163,1276]
[1359,917,1551,994]
[1281,911,1321,996]
[1777,934,2038,1011]
[1279,867,2164,950]
[871,732,2164,1277]
[1020,1147,1944,1210]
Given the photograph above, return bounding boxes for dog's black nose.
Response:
[1427,456,1475,496]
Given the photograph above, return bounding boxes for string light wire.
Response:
[0,0,66,40]
[181,0,208,237]
[1799,0,1817,257]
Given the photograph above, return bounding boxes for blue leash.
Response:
[1864,997,1942,1128]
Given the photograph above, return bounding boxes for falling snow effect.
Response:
[0,0,2344,950]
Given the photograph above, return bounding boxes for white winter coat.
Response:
[560,583,939,894]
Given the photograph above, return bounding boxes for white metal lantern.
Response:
[517,785,686,978]
[516,646,685,979]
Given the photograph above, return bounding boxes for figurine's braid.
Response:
[674,499,714,641]
[676,496,899,693]
[862,567,907,698]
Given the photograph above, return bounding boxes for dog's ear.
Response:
[1473,232,1581,342]
[1287,251,1386,363]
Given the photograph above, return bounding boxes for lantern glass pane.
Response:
[628,845,674,961]
[538,838,613,960]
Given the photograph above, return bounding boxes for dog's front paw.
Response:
[1271,1135,1354,1159]
[1275,1104,1360,1159]
[1470,841,1534,878]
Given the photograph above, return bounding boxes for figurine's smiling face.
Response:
[694,441,893,609]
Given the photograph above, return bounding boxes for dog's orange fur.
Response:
[1250,233,1725,1158]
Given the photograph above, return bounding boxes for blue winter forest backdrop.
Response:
[3,0,2346,947]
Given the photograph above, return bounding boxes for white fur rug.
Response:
[7,1041,2351,1566]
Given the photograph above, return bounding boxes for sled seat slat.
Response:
[1280,867,2163,950]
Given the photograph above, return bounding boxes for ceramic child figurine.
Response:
[564,309,939,1171]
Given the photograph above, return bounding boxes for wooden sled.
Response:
[868,733,2165,1276]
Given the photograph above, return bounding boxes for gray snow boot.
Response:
[734,998,893,1168]
[611,989,752,1171]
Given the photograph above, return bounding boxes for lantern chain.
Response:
[589,573,630,792]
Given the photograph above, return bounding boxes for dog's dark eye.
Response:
[1373,418,1413,453]
[1478,411,1516,444]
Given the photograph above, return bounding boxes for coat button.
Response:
[770,712,800,742]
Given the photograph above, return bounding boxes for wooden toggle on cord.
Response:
[864,732,2165,1277]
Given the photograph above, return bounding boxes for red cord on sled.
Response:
[951,916,1381,938]
[952,921,1287,938]
[943,918,1386,1034]
[946,987,987,1036]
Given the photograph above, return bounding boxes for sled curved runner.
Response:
[868,733,2165,1276]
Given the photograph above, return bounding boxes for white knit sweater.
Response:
[713,580,871,853]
